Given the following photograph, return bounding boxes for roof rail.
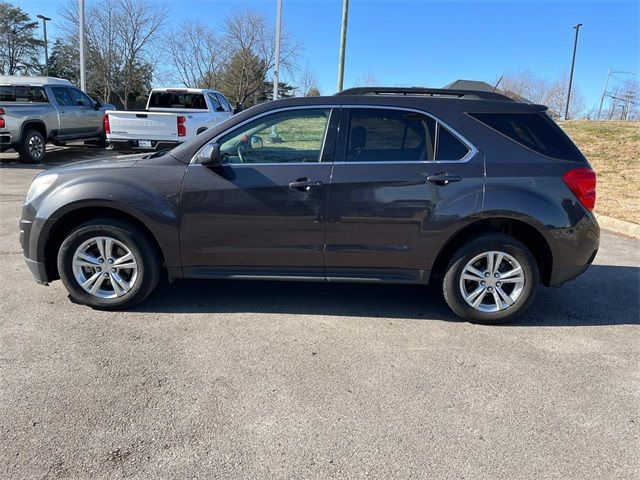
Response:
[335,87,513,101]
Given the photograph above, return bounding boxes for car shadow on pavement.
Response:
[137,264,639,326]
[0,145,113,169]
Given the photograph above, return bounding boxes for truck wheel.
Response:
[17,129,46,163]
[442,233,539,324]
[57,218,161,310]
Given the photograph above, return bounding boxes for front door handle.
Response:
[426,172,462,186]
[288,178,323,191]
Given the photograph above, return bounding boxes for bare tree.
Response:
[296,64,320,97]
[59,0,167,107]
[354,69,379,87]
[166,21,228,88]
[497,70,585,118]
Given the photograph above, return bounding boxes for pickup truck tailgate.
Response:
[106,110,179,142]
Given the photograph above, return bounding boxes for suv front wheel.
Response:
[443,233,539,324]
[57,219,161,310]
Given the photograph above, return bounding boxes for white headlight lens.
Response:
[25,174,58,204]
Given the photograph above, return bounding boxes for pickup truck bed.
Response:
[106,88,235,152]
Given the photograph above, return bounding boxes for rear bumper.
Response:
[544,215,600,287]
[109,139,180,152]
[0,132,14,148]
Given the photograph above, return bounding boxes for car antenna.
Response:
[492,76,503,93]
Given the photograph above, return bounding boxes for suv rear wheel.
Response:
[57,219,161,310]
[18,129,46,163]
[442,233,539,324]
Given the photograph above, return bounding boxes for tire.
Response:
[57,218,161,310]
[442,233,539,324]
[17,129,46,163]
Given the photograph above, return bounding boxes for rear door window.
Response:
[343,108,470,162]
[0,86,48,103]
[216,93,232,112]
[469,112,582,160]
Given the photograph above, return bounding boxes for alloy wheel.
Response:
[71,236,138,298]
[459,251,525,313]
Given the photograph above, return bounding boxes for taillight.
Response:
[563,167,596,211]
[177,116,186,137]
[0,108,5,129]
[103,113,110,135]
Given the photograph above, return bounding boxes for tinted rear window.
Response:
[469,112,582,160]
[148,92,207,109]
[0,86,48,103]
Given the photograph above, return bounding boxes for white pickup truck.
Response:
[105,88,237,152]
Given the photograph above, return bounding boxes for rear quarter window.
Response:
[469,112,583,160]
[0,86,48,103]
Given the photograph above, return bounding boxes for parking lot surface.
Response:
[1,147,638,479]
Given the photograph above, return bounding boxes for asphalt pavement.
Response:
[1,146,638,479]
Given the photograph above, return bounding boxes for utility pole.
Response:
[336,0,350,92]
[597,70,635,120]
[565,23,582,120]
[597,69,611,120]
[272,0,282,101]
[624,91,635,121]
[79,0,86,91]
[37,15,51,77]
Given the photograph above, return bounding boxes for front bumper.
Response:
[24,256,48,285]
[20,210,49,285]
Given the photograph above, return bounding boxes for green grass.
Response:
[559,121,640,224]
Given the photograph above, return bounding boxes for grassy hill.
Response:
[559,121,640,225]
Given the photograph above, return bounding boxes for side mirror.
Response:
[94,100,102,110]
[251,135,263,149]
[233,102,243,115]
[198,143,222,167]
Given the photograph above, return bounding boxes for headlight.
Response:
[25,174,58,204]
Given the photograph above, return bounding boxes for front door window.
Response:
[217,108,331,164]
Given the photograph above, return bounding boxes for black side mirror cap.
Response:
[94,101,102,110]
[198,143,222,167]
[233,102,243,115]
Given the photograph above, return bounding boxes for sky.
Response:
[18,0,640,110]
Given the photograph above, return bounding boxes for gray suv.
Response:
[20,87,599,323]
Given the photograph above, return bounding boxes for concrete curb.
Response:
[597,214,640,239]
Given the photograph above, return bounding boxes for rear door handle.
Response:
[426,172,462,185]
[288,178,323,191]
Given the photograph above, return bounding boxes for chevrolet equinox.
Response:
[20,87,599,323]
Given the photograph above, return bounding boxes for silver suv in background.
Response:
[0,76,115,163]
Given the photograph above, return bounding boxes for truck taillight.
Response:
[0,108,5,129]
[563,167,596,211]
[177,116,186,137]
[103,113,110,135]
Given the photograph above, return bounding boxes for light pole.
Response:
[37,15,51,76]
[336,0,349,92]
[272,0,282,101]
[597,70,635,120]
[564,23,582,120]
[79,0,86,91]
